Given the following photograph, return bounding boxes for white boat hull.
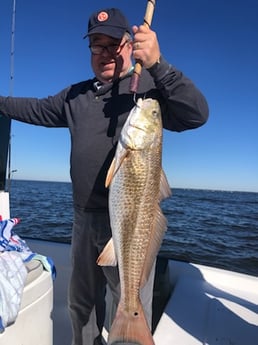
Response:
[0,191,10,220]
[154,260,258,344]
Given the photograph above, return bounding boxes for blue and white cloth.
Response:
[0,217,56,332]
[0,218,34,261]
[0,251,27,332]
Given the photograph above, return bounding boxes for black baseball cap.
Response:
[84,8,131,39]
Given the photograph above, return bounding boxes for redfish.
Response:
[98,98,171,345]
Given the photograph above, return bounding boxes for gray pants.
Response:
[68,208,155,345]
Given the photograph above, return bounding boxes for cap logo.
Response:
[97,11,109,22]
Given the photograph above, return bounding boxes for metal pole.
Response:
[10,0,16,97]
[7,0,17,192]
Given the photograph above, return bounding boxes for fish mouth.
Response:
[130,123,145,131]
[128,112,146,131]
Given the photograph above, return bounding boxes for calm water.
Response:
[8,179,258,276]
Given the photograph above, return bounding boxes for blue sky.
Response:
[0,0,257,192]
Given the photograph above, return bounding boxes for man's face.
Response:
[89,34,133,83]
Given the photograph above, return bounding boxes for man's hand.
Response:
[132,25,161,69]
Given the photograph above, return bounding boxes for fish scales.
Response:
[98,98,171,345]
[111,146,161,309]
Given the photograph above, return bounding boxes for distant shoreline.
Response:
[11,179,258,194]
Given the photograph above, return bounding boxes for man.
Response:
[0,7,209,345]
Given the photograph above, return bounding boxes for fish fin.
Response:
[97,238,117,266]
[105,158,116,188]
[159,168,172,201]
[105,149,131,188]
[108,301,154,345]
[140,206,168,288]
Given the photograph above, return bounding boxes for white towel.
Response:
[0,217,56,332]
[0,251,27,332]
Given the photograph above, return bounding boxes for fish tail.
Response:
[108,302,154,345]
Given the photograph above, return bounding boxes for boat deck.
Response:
[28,239,73,345]
[27,239,258,345]
[26,239,171,345]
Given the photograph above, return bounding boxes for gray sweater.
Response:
[0,57,209,210]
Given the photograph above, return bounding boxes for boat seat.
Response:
[0,259,53,345]
[25,259,44,284]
